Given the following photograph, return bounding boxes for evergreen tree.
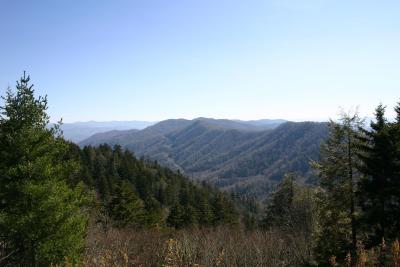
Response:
[142,196,164,227]
[185,205,198,225]
[167,203,187,228]
[262,174,295,228]
[312,112,363,265]
[393,101,400,232]
[0,73,87,266]
[262,174,316,236]
[357,104,399,245]
[196,192,215,226]
[108,181,145,228]
[211,193,237,225]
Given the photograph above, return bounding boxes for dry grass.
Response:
[80,225,313,267]
[329,239,400,267]
[57,224,400,267]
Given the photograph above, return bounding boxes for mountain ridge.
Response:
[58,120,156,142]
[79,118,327,198]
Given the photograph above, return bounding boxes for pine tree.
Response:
[167,203,187,228]
[262,174,295,228]
[108,181,145,227]
[143,196,163,227]
[392,101,400,233]
[211,193,237,225]
[0,73,88,266]
[312,112,363,265]
[196,192,215,226]
[357,104,399,245]
[262,173,316,236]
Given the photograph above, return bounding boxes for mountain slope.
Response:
[60,120,155,142]
[80,118,327,197]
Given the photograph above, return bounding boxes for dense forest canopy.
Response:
[73,143,238,229]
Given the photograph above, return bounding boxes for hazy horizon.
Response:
[1,0,399,123]
[61,117,290,124]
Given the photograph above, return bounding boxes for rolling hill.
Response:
[59,120,155,142]
[80,118,328,198]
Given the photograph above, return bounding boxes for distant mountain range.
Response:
[79,118,328,198]
[59,121,156,142]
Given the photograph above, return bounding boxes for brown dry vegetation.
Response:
[67,225,400,267]
[328,239,400,267]
[80,224,313,267]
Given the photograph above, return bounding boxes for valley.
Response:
[79,118,328,198]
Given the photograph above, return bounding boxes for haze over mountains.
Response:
[79,118,328,198]
[60,120,155,142]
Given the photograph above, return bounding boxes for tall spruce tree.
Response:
[262,174,317,246]
[0,73,87,266]
[312,112,363,265]
[262,174,295,228]
[393,101,400,233]
[357,104,399,245]
[108,181,145,228]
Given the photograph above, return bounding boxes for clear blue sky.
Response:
[1,0,399,123]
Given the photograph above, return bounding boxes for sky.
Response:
[0,0,399,123]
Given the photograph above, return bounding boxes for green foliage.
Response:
[108,181,145,228]
[167,203,190,229]
[262,174,295,228]
[0,73,88,266]
[211,194,238,226]
[142,196,164,228]
[262,173,317,239]
[357,104,400,245]
[230,193,262,230]
[312,112,363,265]
[313,105,400,265]
[75,144,238,229]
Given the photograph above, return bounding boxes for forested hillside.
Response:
[69,143,238,229]
[1,73,400,267]
[81,117,328,198]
